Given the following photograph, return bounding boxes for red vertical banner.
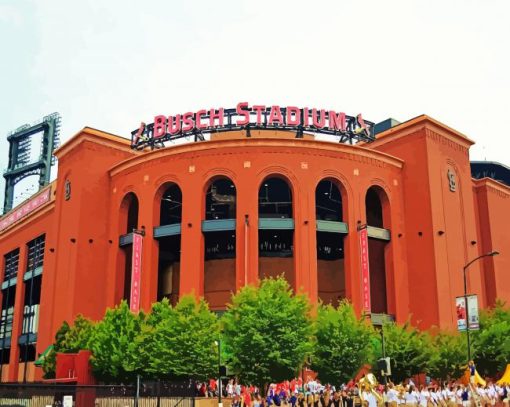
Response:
[130,231,143,313]
[359,227,371,313]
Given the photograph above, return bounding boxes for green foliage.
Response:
[379,321,434,383]
[61,314,95,351]
[138,296,219,380]
[472,300,510,377]
[42,320,70,379]
[222,276,313,389]
[428,331,465,381]
[89,301,145,383]
[312,301,374,385]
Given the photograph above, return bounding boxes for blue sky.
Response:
[1,0,509,209]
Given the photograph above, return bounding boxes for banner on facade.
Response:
[0,188,51,232]
[130,231,143,313]
[467,294,480,330]
[456,295,479,331]
[359,226,371,313]
[456,297,467,331]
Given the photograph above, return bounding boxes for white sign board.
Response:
[456,295,479,331]
[63,395,73,407]
[467,294,480,330]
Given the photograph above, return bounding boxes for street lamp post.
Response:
[462,250,499,361]
[215,340,222,407]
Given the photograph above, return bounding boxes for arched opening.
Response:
[203,177,236,310]
[117,192,139,305]
[315,179,346,306]
[125,193,139,233]
[366,188,383,228]
[258,176,295,288]
[365,186,390,314]
[157,183,182,305]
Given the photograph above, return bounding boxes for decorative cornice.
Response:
[425,129,469,156]
[109,137,403,178]
[473,178,510,198]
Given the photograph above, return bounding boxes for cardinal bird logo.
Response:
[354,114,370,138]
[132,122,147,148]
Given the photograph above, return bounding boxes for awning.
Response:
[34,344,54,367]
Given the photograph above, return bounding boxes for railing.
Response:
[0,380,197,407]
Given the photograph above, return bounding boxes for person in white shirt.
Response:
[487,382,497,406]
[440,386,449,407]
[419,386,430,407]
[429,388,439,406]
[476,384,488,406]
[361,387,378,407]
[498,384,509,407]
[447,386,457,407]
[386,384,399,407]
[455,386,463,407]
[405,386,419,406]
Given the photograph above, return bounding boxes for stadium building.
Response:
[0,104,509,381]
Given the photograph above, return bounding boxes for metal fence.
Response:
[0,380,197,407]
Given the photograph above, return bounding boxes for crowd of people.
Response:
[196,377,510,407]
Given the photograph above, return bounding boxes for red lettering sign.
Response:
[329,111,347,131]
[312,108,326,129]
[286,106,301,125]
[268,105,283,125]
[153,115,166,139]
[168,115,181,135]
[236,102,250,126]
[359,227,371,313]
[209,107,224,127]
[130,232,143,313]
[132,103,374,149]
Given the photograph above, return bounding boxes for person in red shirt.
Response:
[243,388,252,407]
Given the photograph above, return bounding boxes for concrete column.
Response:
[179,178,204,297]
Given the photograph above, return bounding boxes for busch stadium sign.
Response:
[131,102,375,150]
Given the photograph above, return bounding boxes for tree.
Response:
[428,331,465,382]
[379,321,434,383]
[138,296,219,380]
[222,276,313,390]
[312,301,374,385]
[89,301,145,383]
[61,314,95,351]
[472,301,510,377]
